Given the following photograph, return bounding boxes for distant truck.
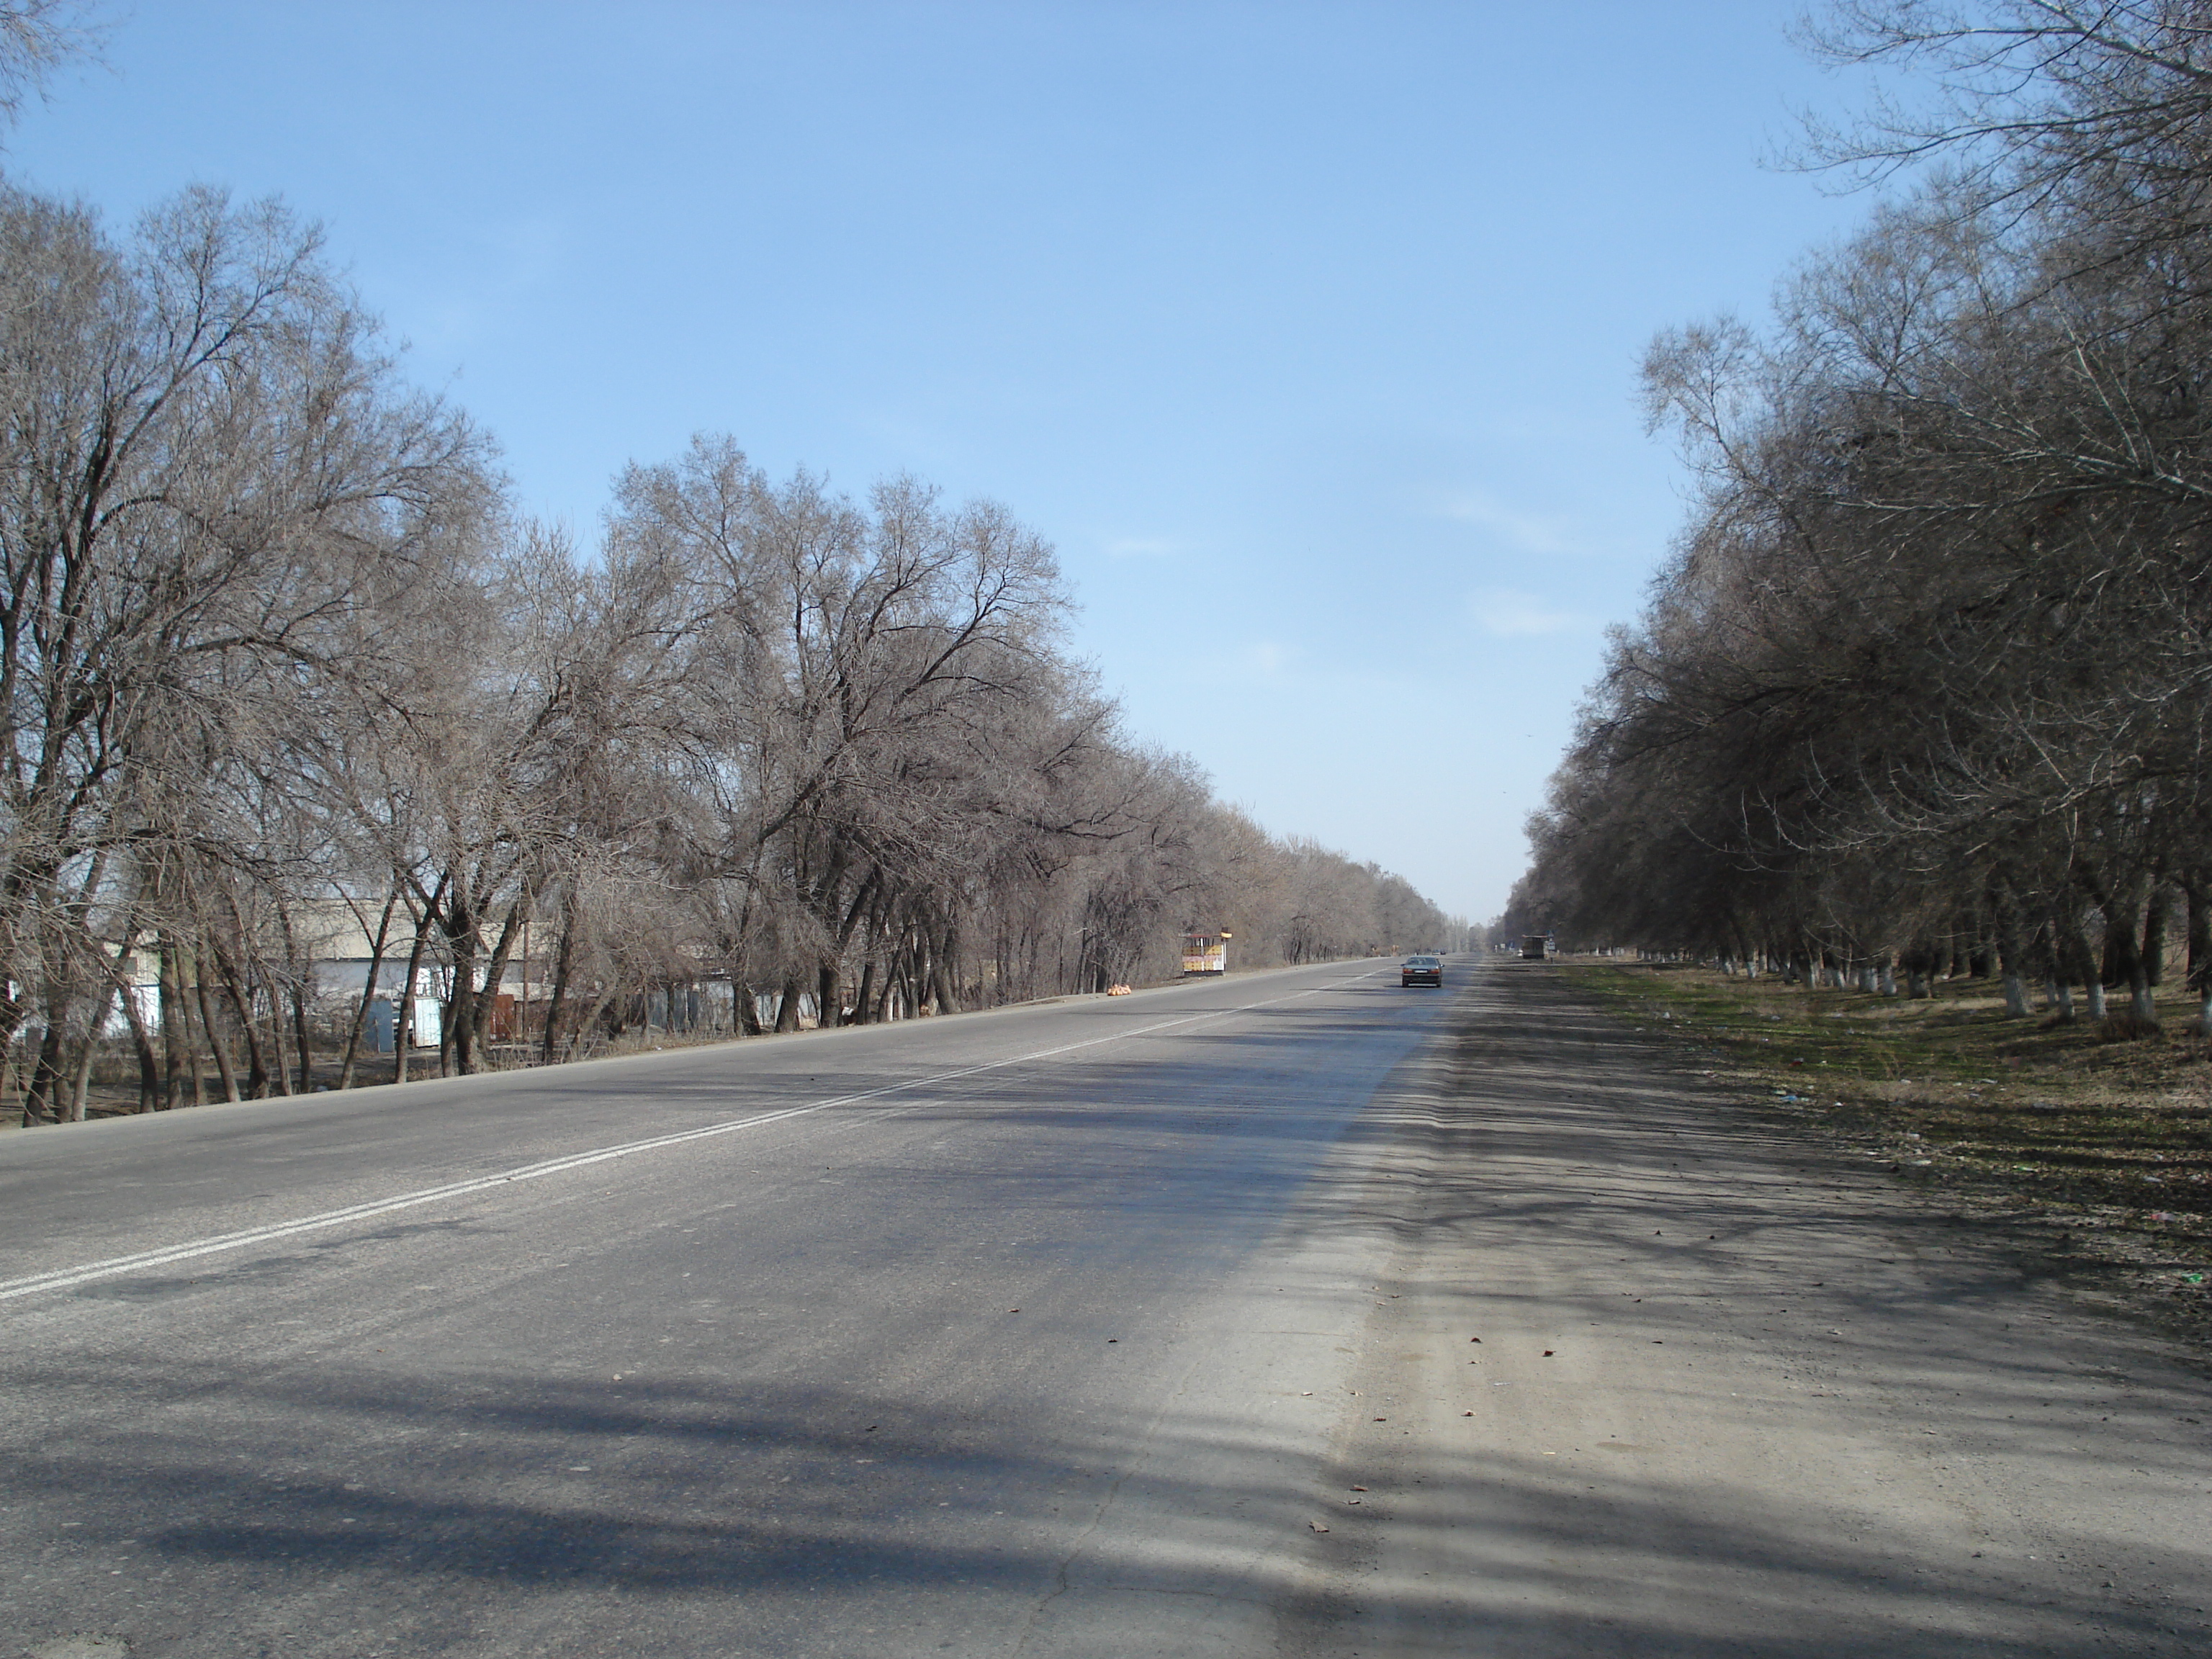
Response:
[1521,935,1550,960]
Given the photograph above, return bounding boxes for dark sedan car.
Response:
[1401,953,1443,987]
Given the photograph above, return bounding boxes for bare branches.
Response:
[0,165,1460,1116]
[1516,2,2212,1020]
[0,1,102,137]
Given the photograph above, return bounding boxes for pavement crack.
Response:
[1010,1334,1217,1653]
[1009,1463,1138,1654]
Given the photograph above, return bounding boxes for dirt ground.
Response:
[1547,958,2212,1353]
[1284,958,2212,1656]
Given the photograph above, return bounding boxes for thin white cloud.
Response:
[1103,535,1182,559]
[1469,587,1583,637]
[1437,490,1583,557]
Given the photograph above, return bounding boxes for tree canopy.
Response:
[1505,0,2212,1026]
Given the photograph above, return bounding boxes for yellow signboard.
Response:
[1182,935,1227,976]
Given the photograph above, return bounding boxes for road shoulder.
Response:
[1279,962,2212,1658]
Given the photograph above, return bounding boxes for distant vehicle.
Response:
[1521,935,1549,960]
[1401,953,1443,987]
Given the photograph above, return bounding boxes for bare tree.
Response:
[0,1,102,135]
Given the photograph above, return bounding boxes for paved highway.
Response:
[0,958,1450,1657]
[3,958,2208,1658]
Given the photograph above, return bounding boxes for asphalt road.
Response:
[1,958,2208,1658]
[0,958,1452,1658]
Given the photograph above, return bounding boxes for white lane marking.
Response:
[1,968,1382,1303]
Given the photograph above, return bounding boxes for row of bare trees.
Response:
[0,179,1456,1122]
[1506,1,2212,1028]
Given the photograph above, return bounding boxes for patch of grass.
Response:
[1556,958,2212,1349]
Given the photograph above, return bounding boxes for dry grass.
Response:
[1555,958,2212,1351]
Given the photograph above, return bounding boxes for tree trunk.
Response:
[0,981,25,1112]
[113,964,159,1112]
[931,922,961,1015]
[186,971,210,1108]
[734,977,765,1036]
[19,1010,63,1125]
[157,937,187,1110]
[853,960,877,1026]
[2072,894,2111,1017]
[265,968,294,1096]
[817,963,840,1030]
[440,908,469,1078]
[2056,909,2098,1019]
[395,884,438,1092]
[338,890,397,1090]
[2142,884,2170,989]
[215,948,269,1098]
[2185,878,2212,1033]
[2102,874,2156,1022]
[773,974,802,1033]
[544,896,579,1062]
[290,977,313,1092]
[1991,886,2031,1017]
[276,913,313,1094]
[67,979,117,1123]
[194,976,240,1102]
[457,898,528,1073]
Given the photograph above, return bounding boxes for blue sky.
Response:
[9,2,1878,921]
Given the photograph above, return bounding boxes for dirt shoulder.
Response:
[1550,956,2212,1355]
[1281,958,2212,1658]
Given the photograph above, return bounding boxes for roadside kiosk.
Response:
[1181,930,1231,976]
